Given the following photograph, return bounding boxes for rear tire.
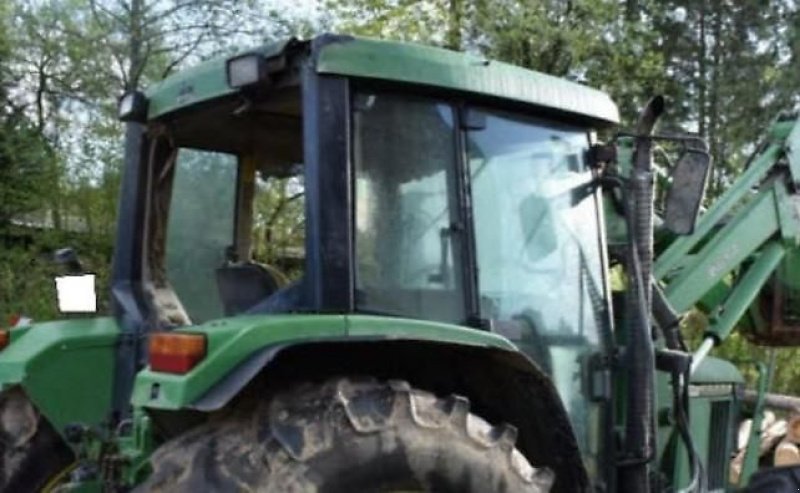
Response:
[138,378,554,492]
[0,388,74,492]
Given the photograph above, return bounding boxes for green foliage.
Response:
[0,226,113,323]
[649,1,796,198]
[0,118,58,226]
[0,4,59,227]
[252,175,305,278]
[323,0,458,47]
[711,332,800,397]
[325,0,675,123]
[0,242,61,322]
[0,0,305,323]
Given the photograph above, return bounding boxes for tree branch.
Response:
[161,31,208,77]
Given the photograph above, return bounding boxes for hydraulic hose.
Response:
[652,280,687,351]
[620,96,664,493]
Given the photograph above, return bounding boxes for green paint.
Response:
[775,248,800,289]
[132,315,346,408]
[691,356,745,384]
[656,144,782,280]
[740,355,776,486]
[145,35,619,125]
[775,183,800,243]
[656,356,741,490]
[650,113,800,490]
[705,241,785,343]
[697,280,732,313]
[344,315,516,349]
[316,36,619,124]
[132,314,515,409]
[146,39,292,119]
[664,185,781,312]
[0,317,118,434]
[119,407,155,485]
[785,117,800,184]
[768,119,796,142]
[603,196,628,247]
[8,324,32,342]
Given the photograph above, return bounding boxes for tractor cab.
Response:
[137,83,305,325]
[112,34,620,489]
[119,36,618,327]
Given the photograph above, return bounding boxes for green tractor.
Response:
[2,34,800,492]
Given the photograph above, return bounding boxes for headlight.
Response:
[226,53,267,88]
[118,91,148,122]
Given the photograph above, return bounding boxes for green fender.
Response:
[0,317,119,434]
[132,314,518,410]
[131,314,590,490]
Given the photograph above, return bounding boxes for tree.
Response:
[1,0,315,321]
[0,117,58,227]
[325,0,674,124]
[652,1,796,196]
[323,0,462,48]
[0,3,59,227]
[76,0,312,92]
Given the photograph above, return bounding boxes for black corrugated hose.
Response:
[619,96,664,493]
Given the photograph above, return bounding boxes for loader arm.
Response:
[655,113,800,369]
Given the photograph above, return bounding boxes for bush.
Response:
[0,226,112,324]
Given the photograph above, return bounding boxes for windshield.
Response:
[352,92,608,473]
[467,111,603,343]
[466,109,606,475]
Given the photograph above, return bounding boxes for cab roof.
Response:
[145,34,620,126]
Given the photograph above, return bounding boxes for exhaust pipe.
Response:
[619,96,664,493]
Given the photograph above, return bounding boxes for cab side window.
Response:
[164,149,237,323]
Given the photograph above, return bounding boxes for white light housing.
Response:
[55,275,97,313]
[118,91,148,122]
[119,93,135,115]
[226,54,266,88]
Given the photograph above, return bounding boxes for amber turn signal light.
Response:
[0,330,9,350]
[148,332,206,374]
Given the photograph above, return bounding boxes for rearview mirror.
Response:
[664,149,711,235]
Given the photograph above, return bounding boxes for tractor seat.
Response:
[216,262,287,316]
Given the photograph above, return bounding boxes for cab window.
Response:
[164,149,237,322]
[353,92,466,323]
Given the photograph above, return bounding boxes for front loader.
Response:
[653,111,800,490]
[0,33,797,492]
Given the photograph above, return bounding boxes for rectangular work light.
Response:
[226,53,268,88]
[118,91,148,123]
[148,332,207,374]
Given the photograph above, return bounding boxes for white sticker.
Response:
[55,275,97,313]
